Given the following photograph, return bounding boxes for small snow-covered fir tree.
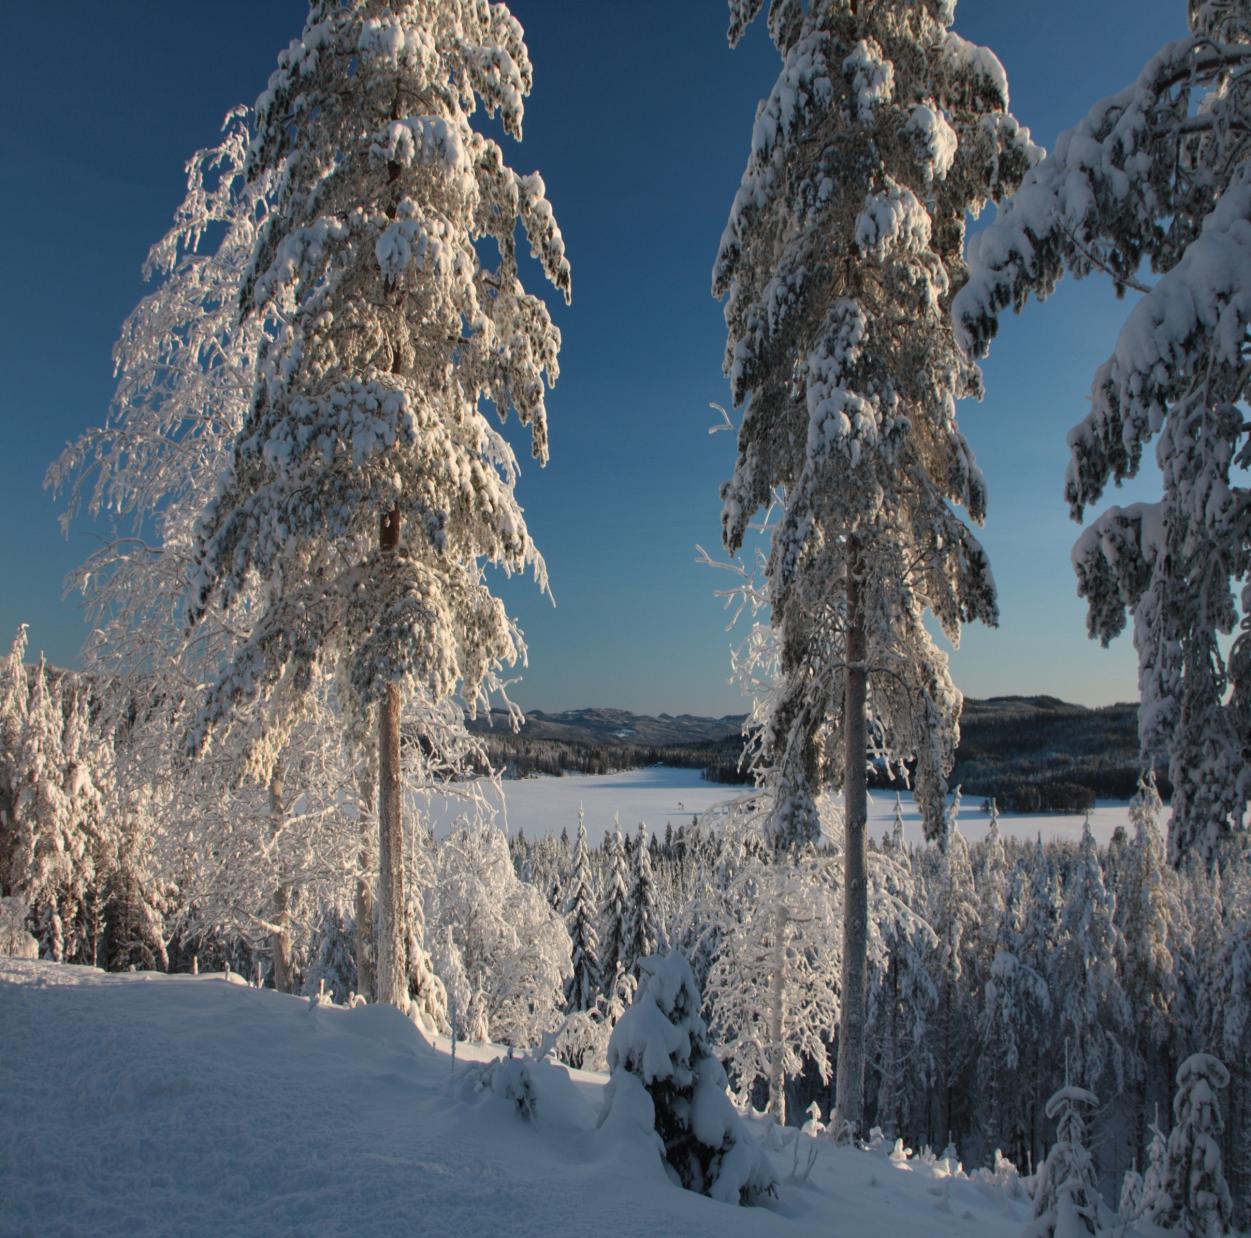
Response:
[565,810,601,1012]
[601,951,776,1205]
[1026,1082,1101,1238]
[1147,1053,1234,1236]
[714,0,1035,1134]
[955,5,1251,865]
[599,827,630,986]
[305,903,357,1004]
[624,824,661,978]
[186,0,570,1009]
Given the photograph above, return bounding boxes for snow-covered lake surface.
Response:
[426,766,1133,847]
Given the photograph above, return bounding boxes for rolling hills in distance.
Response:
[467,696,1151,813]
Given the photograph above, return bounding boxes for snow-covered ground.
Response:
[0,958,1037,1237]
[427,765,1132,848]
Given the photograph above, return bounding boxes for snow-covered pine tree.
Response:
[1056,820,1132,1106]
[433,923,473,1039]
[1116,772,1188,1159]
[0,625,29,895]
[1148,1053,1234,1235]
[12,660,83,961]
[1020,839,1063,1165]
[186,0,570,1009]
[927,804,979,1148]
[1138,1107,1171,1225]
[403,815,446,1032]
[972,797,1008,980]
[624,824,661,978]
[954,5,1251,866]
[1205,861,1251,1224]
[888,793,906,853]
[599,827,630,987]
[978,864,1050,1172]
[1025,1083,1102,1238]
[714,0,1035,1133]
[565,810,601,1013]
[601,951,776,1205]
[305,903,357,1004]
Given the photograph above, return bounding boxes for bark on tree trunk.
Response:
[768,901,788,1127]
[269,775,294,994]
[376,507,407,1009]
[355,769,375,1003]
[836,540,869,1137]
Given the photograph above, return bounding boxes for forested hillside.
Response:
[469,696,1149,811]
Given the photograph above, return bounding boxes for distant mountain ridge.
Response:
[468,696,1150,807]
[466,707,746,747]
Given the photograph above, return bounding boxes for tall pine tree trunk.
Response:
[269,774,293,993]
[376,508,407,1009]
[355,768,375,1002]
[836,543,869,1136]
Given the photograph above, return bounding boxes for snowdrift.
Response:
[0,958,1037,1236]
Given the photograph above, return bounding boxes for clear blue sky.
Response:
[0,2,1183,716]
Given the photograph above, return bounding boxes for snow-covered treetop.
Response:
[714,0,1036,837]
[187,1,570,772]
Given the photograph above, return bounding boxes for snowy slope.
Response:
[0,958,1038,1238]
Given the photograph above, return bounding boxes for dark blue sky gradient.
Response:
[0,2,1182,714]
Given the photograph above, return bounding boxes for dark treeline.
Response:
[481,697,1166,813]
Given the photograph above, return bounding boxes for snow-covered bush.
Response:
[473,1053,538,1122]
[430,825,570,1049]
[600,951,776,1206]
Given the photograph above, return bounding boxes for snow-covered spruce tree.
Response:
[565,810,601,1013]
[1148,1052,1234,1236]
[926,798,980,1147]
[600,951,776,1205]
[1116,772,1188,1156]
[1055,820,1132,1104]
[624,824,661,978]
[714,0,1035,1133]
[1025,1083,1102,1238]
[186,1,570,1009]
[11,661,86,962]
[978,864,1050,1171]
[954,5,1251,866]
[0,625,29,895]
[304,902,357,1003]
[598,829,630,988]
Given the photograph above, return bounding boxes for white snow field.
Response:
[0,957,1036,1237]
[428,765,1132,848]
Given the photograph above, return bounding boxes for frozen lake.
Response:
[425,765,1133,848]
